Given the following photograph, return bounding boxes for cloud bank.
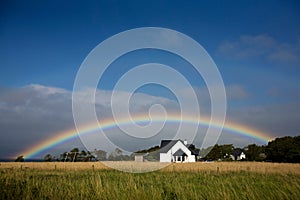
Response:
[0,84,299,159]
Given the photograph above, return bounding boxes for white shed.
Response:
[134,154,145,162]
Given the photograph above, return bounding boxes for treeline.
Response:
[202,144,265,161]
[15,135,300,163]
[51,148,134,162]
[15,148,134,162]
[202,135,300,163]
[55,146,161,162]
[266,135,300,163]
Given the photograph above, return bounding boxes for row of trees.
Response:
[50,148,132,162]
[33,145,159,162]
[202,136,300,163]
[202,144,266,161]
[50,146,161,162]
[15,135,300,163]
[14,148,136,162]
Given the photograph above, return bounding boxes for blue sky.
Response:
[1,0,299,89]
[0,0,300,158]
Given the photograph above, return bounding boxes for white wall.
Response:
[239,152,246,160]
[135,155,144,162]
[160,153,170,162]
[159,141,196,162]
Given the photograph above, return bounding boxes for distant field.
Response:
[1,161,300,174]
[1,162,300,199]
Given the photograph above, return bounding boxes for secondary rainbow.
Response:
[20,114,273,159]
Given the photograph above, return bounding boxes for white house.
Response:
[239,152,246,160]
[230,150,246,161]
[159,140,199,162]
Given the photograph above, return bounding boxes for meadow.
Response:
[1,162,300,199]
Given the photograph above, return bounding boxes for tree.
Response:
[108,148,133,161]
[204,144,234,161]
[115,148,122,156]
[245,144,266,161]
[86,151,95,161]
[204,144,221,160]
[70,148,79,153]
[93,149,107,161]
[221,144,234,158]
[266,136,300,163]
[135,145,160,161]
[81,150,87,156]
[200,146,214,158]
[15,155,24,162]
[44,154,52,162]
[147,146,160,161]
[60,152,69,161]
[70,148,79,162]
[108,153,115,161]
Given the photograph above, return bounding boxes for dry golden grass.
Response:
[162,162,300,174]
[1,161,300,174]
[0,161,109,171]
[1,162,300,199]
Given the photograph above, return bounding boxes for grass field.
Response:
[1,162,300,199]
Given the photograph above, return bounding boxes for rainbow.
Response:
[19,114,273,159]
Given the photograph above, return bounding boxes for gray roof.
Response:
[233,149,244,157]
[159,140,185,153]
[159,140,200,155]
[191,149,200,156]
[173,149,187,156]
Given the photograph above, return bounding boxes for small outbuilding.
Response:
[134,154,145,162]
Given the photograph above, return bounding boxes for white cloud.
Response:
[226,85,249,100]
[267,48,299,62]
[218,34,300,63]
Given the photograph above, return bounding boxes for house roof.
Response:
[190,149,200,156]
[173,149,187,156]
[186,144,200,156]
[233,149,244,157]
[159,140,200,155]
[159,140,181,153]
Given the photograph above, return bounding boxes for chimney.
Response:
[184,139,187,145]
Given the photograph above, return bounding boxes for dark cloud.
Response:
[0,85,74,158]
[0,84,299,159]
[0,84,178,159]
[227,102,300,138]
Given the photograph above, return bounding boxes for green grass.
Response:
[1,167,300,200]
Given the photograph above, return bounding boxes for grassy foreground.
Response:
[1,162,300,200]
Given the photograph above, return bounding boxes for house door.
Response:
[182,156,185,161]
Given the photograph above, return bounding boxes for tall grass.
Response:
[1,161,300,174]
[1,162,300,199]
